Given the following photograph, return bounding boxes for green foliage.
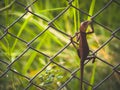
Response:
[0,0,120,90]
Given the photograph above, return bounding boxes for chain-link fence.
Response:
[0,0,120,90]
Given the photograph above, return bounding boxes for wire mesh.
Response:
[0,0,120,90]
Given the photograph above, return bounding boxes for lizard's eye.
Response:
[80,21,91,32]
[81,21,89,27]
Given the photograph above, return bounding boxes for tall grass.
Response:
[0,0,120,90]
[87,0,96,90]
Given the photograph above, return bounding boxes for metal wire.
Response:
[0,0,120,90]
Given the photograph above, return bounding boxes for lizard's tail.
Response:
[80,61,84,90]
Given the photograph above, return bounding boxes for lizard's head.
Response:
[80,20,91,32]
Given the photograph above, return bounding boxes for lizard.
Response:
[71,20,95,90]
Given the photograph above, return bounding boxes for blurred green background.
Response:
[0,0,120,90]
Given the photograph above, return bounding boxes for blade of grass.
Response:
[73,0,80,33]
[31,19,65,46]
[87,0,96,20]
[0,31,11,59]
[87,0,96,90]
[22,18,65,74]
[11,14,33,52]
[0,0,15,12]
[5,0,9,26]
[39,7,66,12]
[88,63,96,90]
[22,34,47,74]
[73,0,82,89]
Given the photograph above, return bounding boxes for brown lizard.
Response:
[71,20,95,90]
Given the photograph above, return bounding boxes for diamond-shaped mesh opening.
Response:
[29,0,68,21]
[29,63,71,90]
[30,28,69,56]
[0,34,27,63]
[8,13,48,42]
[53,43,79,72]
[94,2,120,30]
[94,72,120,90]
[0,0,26,26]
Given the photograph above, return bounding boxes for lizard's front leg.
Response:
[86,55,96,63]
